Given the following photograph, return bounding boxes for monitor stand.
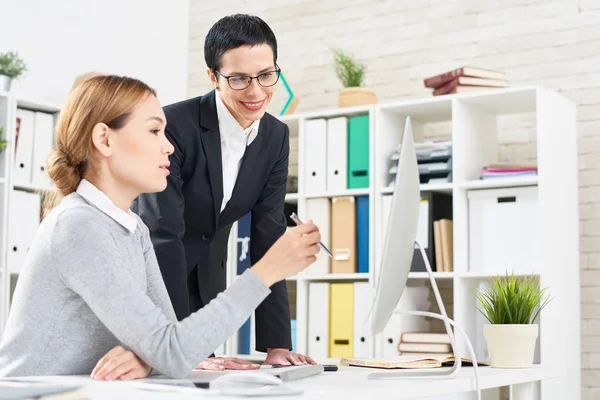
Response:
[368,241,480,385]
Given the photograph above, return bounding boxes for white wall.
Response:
[0,0,189,107]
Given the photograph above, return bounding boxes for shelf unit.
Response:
[0,94,60,334]
[224,86,579,400]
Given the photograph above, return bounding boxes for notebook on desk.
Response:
[340,356,490,369]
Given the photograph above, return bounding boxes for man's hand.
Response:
[263,348,317,366]
[91,345,151,381]
[195,357,260,371]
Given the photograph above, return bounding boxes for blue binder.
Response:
[356,196,369,273]
[237,213,252,275]
[291,319,297,353]
[238,317,251,354]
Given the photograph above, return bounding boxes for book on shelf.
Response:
[433,76,507,96]
[423,66,506,88]
[479,164,538,180]
[399,352,454,358]
[401,331,451,344]
[434,83,505,96]
[433,219,453,272]
[340,355,489,369]
[398,342,452,353]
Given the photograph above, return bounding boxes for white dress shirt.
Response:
[215,93,260,213]
[76,178,138,233]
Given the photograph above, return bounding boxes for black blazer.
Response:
[132,90,291,352]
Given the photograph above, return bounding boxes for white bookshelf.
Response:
[225,86,579,400]
[0,93,59,334]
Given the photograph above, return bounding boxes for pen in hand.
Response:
[289,212,333,258]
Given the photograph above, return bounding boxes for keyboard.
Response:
[263,364,325,382]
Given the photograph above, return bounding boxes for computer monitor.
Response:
[366,116,474,381]
[369,116,421,336]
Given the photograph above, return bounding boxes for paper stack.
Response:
[479,164,538,180]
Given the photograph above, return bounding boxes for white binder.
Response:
[7,190,41,274]
[14,109,35,185]
[249,314,261,356]
[307,282,329,360]
[353,282,373,358]
[303,119,327,194]
[381,194,392,239]
[31,112,55,188]
[326,117,347,192]
[305,198,331,275]
[381,312,403,358]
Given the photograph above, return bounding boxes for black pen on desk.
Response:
[289,212,333,258]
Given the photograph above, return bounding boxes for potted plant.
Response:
[332,48,377,108]
[474,271,551,368]
[0,51,27,92]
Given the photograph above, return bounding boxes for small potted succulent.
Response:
[474,271,551,368]
[332,48,377,108]
[0,51,27,92]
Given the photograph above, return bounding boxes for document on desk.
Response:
[340,356,490,369]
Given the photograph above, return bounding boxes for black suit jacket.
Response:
[132,90,291,352]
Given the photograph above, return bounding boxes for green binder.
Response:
[347,115,370,189]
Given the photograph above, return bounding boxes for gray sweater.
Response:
[0,193,270,378]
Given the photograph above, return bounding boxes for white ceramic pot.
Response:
[483,324,539,368]
[0,75,12,92]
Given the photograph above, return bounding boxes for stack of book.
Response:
[479,164,538,180]
[398,332,453,358]
[424,66,507,96]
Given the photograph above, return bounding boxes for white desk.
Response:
[7,365,562,399]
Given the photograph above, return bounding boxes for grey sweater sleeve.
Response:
[50,209,270,378]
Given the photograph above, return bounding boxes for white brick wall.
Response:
[189,1,600,395]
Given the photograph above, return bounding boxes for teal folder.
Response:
[348,115,369,189]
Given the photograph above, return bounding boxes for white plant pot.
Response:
[483,324,539,368]
[0,75,12,92]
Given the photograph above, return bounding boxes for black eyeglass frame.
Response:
[214,65,282,90]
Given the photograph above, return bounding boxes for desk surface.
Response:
[6,365,562,400]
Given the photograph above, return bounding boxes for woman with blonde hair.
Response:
[0,75,320,379]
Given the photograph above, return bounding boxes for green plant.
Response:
[332,48,365,88]
[0,126,6,152]
[474,271,552,325]
[0,51,27,79]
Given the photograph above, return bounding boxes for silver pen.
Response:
[289,212,333,257]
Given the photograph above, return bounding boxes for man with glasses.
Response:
[132,14,316,369]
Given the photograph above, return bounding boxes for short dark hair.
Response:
[204,14,278,72]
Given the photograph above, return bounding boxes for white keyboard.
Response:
[263,364,324,382]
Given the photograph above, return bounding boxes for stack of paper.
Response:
[479,164,537,180]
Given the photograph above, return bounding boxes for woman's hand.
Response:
[251,222,321,286]
[195,357,260,371]
[91,345,152,381]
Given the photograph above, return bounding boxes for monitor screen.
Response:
[369,116,421,336]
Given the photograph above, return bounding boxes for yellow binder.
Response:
[329,283,354,358]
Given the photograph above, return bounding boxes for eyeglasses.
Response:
[215,66,281,90]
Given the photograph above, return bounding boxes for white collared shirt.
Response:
[76,179,138,233]
[215,92,260,213]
